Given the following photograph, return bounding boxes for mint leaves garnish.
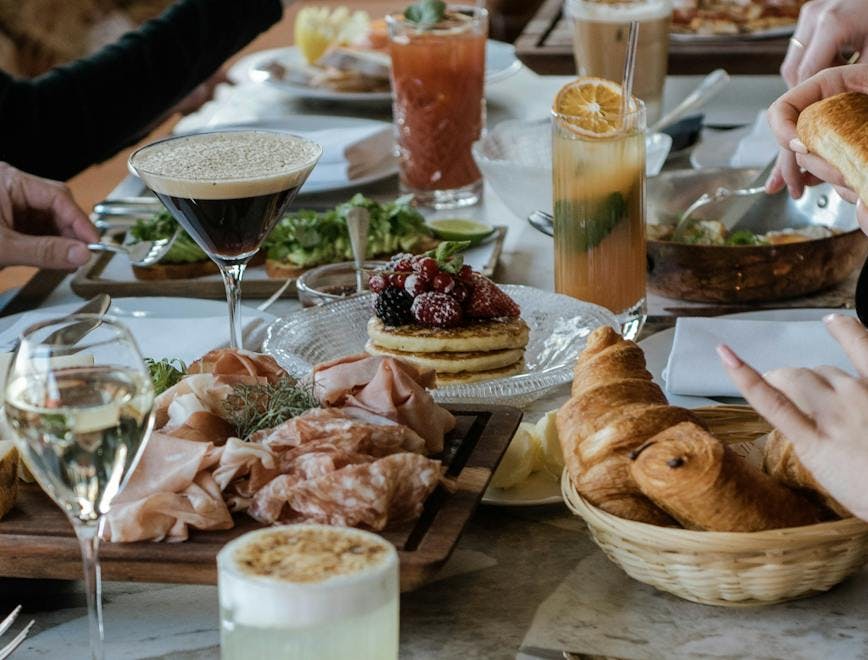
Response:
[423,240,471,275]
[404,0,446,28]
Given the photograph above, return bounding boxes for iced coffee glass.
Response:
[387,5,488,209]
[218,524,399,660]
[565,0,671,124]
[552,85,647,339]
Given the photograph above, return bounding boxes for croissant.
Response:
[557,326,704,524]
[763,429,851,518]
[631,422,822,531]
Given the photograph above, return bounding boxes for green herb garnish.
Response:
[146,358,187,395]
[404,0,446,27]
[726,229,764,246]
[223,378,319,439]
[129,212,207,264]
[419,240,471,275]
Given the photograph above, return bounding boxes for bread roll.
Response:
[763,429,851,518]
[631,422,822,532]
[796,91,868,206]
[0,440,19,520]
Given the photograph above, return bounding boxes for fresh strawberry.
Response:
[465,274,520,319]
[411,292,463,328]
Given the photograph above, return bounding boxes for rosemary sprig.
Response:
[145,357,187,395]
[223,377,319,440]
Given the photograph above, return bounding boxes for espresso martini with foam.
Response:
[129,130,321,261]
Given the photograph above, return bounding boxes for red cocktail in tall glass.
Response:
[388,5,487,209]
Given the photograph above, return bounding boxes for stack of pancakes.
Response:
[366,316,530,385]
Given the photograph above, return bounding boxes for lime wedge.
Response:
[428,219,495,244]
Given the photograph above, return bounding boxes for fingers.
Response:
[780,0,824,86]
[716,344,817,440]
[795,152,848,187]
[0,164,98,242]
[823,313,868,377]
[796,17,844,83]
[1,229,91,270]
[777,149,805,199]
[765,367,836,416]
[765,161,787,194]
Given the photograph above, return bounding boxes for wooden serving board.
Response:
[69,228,507,300]
[514,0,789,76]
[0,404,521,592]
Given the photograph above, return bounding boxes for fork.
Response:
[0,605,35,659]
[87,226,182,267]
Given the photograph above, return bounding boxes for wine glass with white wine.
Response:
[3,316,155,660]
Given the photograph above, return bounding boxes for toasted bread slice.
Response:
[132,261,219,280]
[367,316,529,353]
[265,258,306,279]
[0,441,18,519]
[435,359,525,385]
[365,340,524,373]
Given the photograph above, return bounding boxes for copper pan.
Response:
[645,168,868,303]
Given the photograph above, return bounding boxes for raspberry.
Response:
[404,273,428,297]
[374,287,412,326]
[458,264,473,282]
[389,253,414,269]
[465,274,520,319]
[411,292,463,328]
[431,272,454,293]
[393,258,413,272]
[451,282,469,303]
[417,257,439,279]
[390,272,407,289]
[368,274,387,294]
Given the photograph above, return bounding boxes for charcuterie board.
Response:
[0,404,521,591]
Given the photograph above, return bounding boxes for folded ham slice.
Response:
[188,349,285,382]
[248,452,441,530]
[103,432,232,543]
[313,354,455,453]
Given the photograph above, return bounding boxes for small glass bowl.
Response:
[296,261,388,307]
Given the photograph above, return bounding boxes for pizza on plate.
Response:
[671,0,805,35]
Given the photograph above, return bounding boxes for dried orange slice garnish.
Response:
[553,77,638,136]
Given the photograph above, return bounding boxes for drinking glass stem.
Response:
[219,262,247,349]
[74,521,105,660]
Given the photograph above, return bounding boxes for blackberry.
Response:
[374,286,413,325]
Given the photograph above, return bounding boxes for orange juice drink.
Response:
[552,78,647,338]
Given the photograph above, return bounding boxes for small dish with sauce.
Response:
[296,260,388,307]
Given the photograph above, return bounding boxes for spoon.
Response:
[528,209,554,237]
[650,69,730,134]
[346,206,371,294]
[87,226,181,267]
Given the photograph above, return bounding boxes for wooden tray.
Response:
[514,0,789,76]
[0,404,521,591]
[70,228,507,300]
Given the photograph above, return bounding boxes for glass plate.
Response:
[262,285,619,406]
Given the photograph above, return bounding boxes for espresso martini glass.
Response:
[129,129,321,348]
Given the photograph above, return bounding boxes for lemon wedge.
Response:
[295,7,371,64]
[491,422,538,489]
[553,77,638,137]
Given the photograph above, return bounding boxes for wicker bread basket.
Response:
[562,406,868,607]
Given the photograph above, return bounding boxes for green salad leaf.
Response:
[145,357,187,395]
[129,212,207,264]
[264,195,432,268]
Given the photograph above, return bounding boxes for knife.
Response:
[42,294,112,346]
[519,645,628,659]
[719,158,776,232]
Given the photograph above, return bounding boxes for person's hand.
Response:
[764,63,868,233]
[0,163,99,270]
[717,314,868,522]
[780,0,868,88]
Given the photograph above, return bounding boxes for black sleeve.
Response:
[0,0,282,181]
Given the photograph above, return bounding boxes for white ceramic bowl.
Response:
[473,118,672,220]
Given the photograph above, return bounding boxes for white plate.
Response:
[689,125,750,169]
[228,41,522,103]
[483,472,562,506]
[638,307,859,409]
[185,116,398,196]
[670,24,795,42]
[262,285,620,407]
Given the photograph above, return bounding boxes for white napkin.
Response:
[663,317,855,397]
[730,110,778,168]
[299,125,394,181]
[0,314,265,366]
